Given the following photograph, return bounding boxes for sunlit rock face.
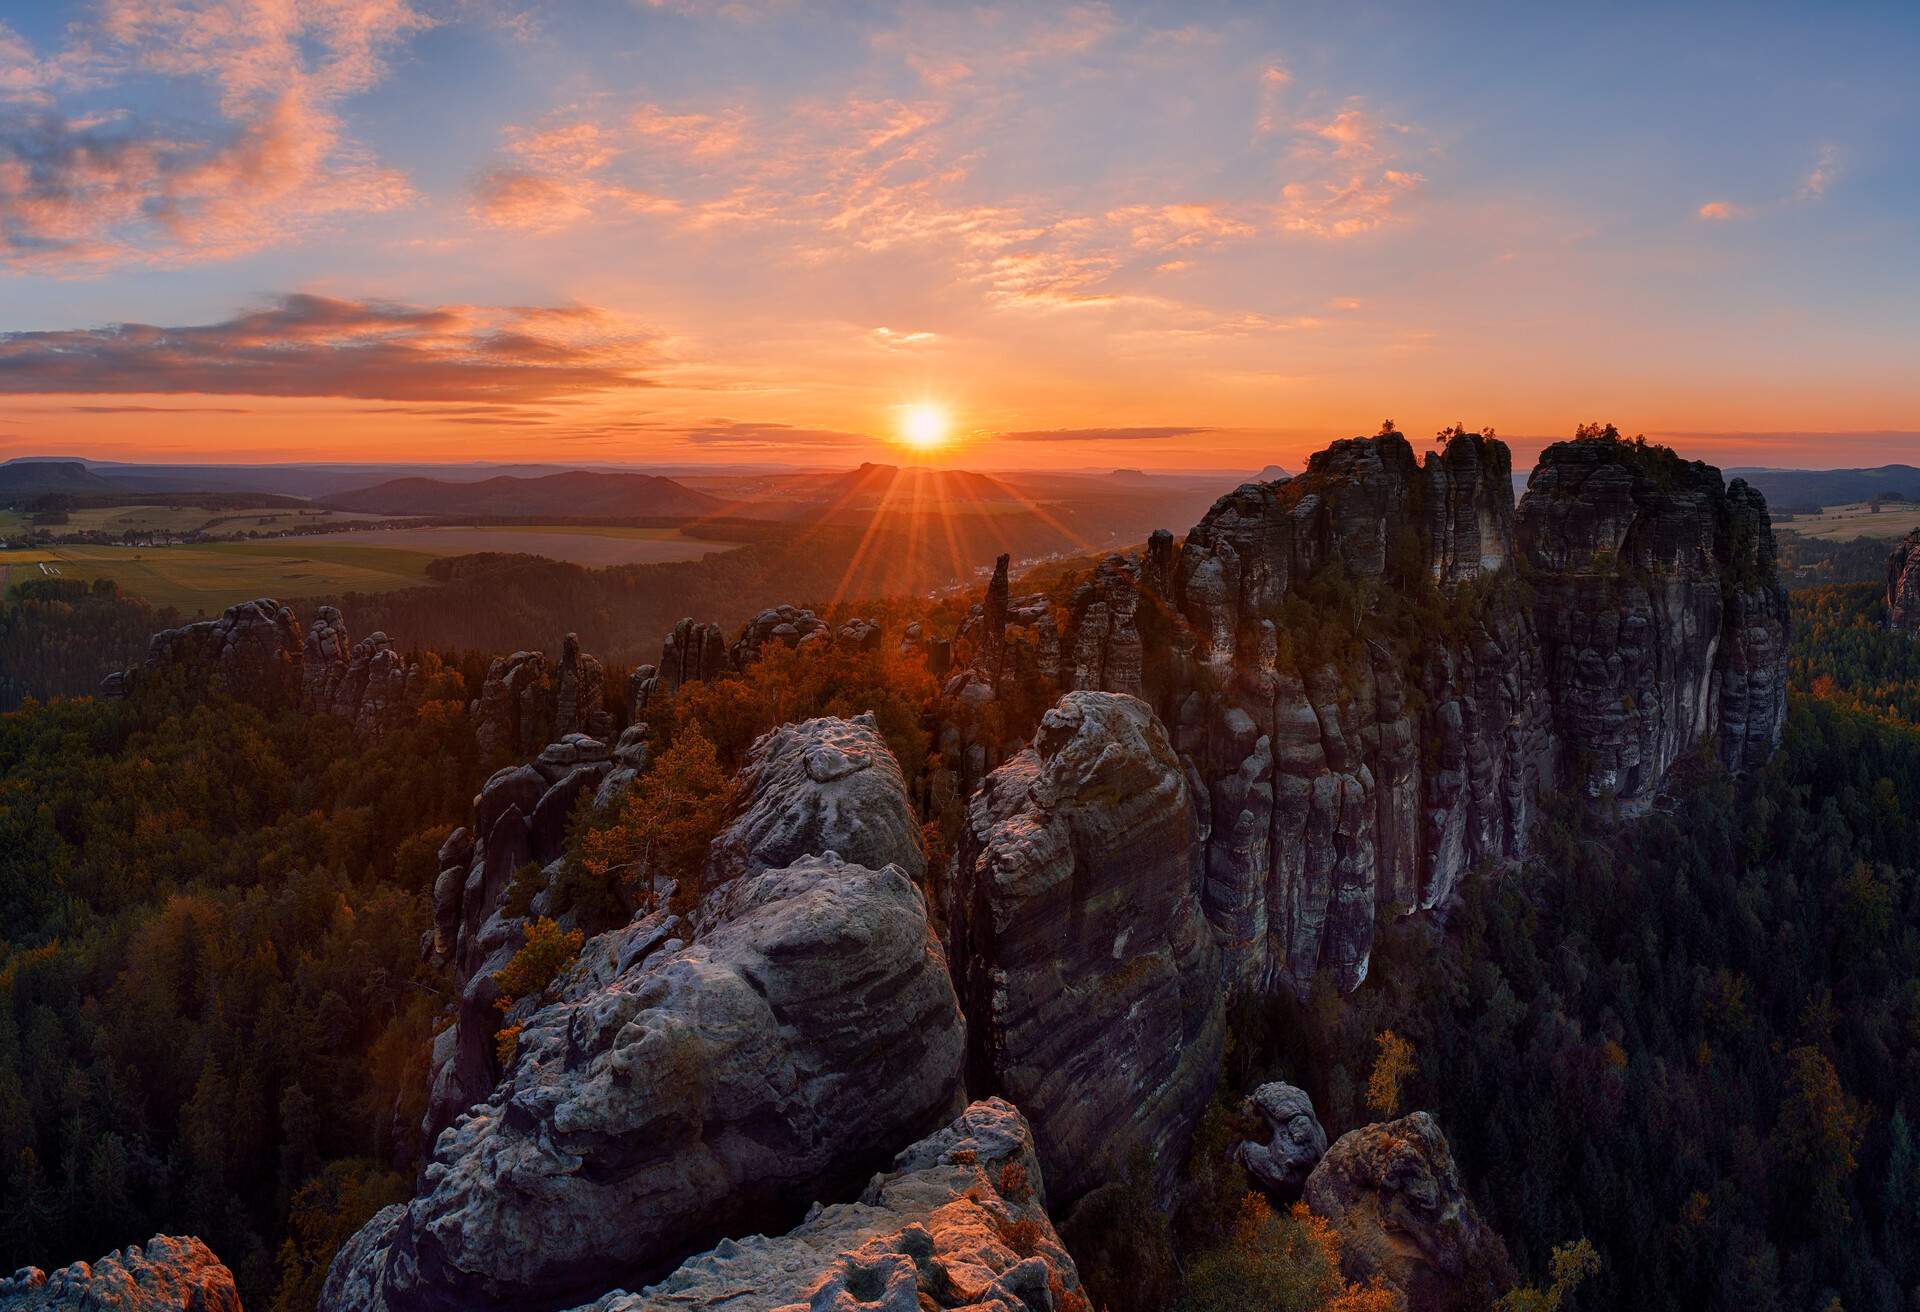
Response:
[952,691,1225,1208]
[0,1234,241,1312]
[1304,1112,1515,1311]
[563,1099,1087,1312]
[1888,528,1920,633]
[328,718,968,1312]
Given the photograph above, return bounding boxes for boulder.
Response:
[704,712,925,896]
[0,1235,240,1311]
[566,1099,1087,1312]
[327,853,967,1312]
[1303,1112,1513,1310]
[1236,1082,1328,1199]
[952,691,1224,1206]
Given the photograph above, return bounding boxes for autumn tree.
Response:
[563,728,732,921]
[1365,1030,1417,1119]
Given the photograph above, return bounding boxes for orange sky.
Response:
[3,3,1918,473]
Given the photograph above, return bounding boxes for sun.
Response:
[899,403,952,451]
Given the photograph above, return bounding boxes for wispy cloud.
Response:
[0,1,429,271]
[1797,143,1838,200]
[1697,200,1745,221]
[998,425,1216,442]
[0,294,654,401]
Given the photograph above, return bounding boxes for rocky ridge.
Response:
[0,1235,241,1312]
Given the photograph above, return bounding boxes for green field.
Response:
[0,524,738,614]
[1780,501,1920,541]
[0,542,439,615]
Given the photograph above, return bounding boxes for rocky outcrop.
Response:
[998,430,1786,996]
[0,1234,240,1311]
[952,691,1224,1206]
[554,632,614,742]
[705,713,926,896]
[1516,438,1790,805]
[1237,1081,1327,1200]
[138,597,303,708]
[421,733,618,1141]
[331,854,967,1312]
[563,1099,1087,1312]
[1303,1112,1513,1311]
[1888,528,1920,632]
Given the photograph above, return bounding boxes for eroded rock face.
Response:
[330,855,967,1312]
[567,1099,1086,1312]
[1888,528,1920,633]
[952,691,1224,1206]
[0,1235,240,1312]
[1517,439,1790,808]
[1303,1112,1513,1311]
[1237,1082,1327,1200]
[140,597,303,708]
[1019,430,1786,995]
[705,712,926,897]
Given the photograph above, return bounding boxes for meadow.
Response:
[1778,500,1920,540]
[0,525,738,615]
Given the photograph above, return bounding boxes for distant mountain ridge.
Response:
[325,470,728,518]
[1725,463,1920,512]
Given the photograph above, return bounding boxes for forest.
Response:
[2,565,1919,1310]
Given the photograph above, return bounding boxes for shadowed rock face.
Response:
[1304,1112,1514,1311]
[0,1235,240,1311]
[137,598,304,708]
[953,691,1224,1207]
[564,1099,1086,1312]
[1889,528,1920,633]
[1517,440,1789,805]
[993,430,1787,996]
[1237,1082,1328,1200]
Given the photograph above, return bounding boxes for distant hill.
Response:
[327,471,728,518]
[1728,464,1920,513]
[1250,464,1292,482]
[0,460,118,500]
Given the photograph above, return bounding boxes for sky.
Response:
[0,0,1917,473]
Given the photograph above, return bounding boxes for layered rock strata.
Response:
[0,1235,241,1312]
[562,1099,1086,1312]
[953,691,1224,1206]
[334,849,965,1312]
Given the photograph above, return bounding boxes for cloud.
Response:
[1697,200,1745,221]
[0,293,655,402]
[1276,169,1424,238]
[997,425,1216,442]
[680,418,872,447]
[1797,144,1838,200]
[871,326,937,349]
[0,1,428,270]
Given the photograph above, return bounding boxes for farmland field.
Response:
[1779,501,1920,540]
[302,525,737,566]
[0,525,739,614]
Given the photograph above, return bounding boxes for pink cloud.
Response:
[0,1,428,271]
[1697,200,1745,221]
[0,294,655,401]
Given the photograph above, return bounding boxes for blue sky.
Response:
[0,0,1915,469]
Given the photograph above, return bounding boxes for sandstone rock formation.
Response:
[1237,1081,1328,1200]
[953,691,1224,1206]
[994,429,1788,995]
[1517,436,1789,805]
[564,1099,1087,1312]
[0,1235,240,1312]
[1889,528,1920,632]
[704,712,926,896]
[138,597,303,707]
[331,855,967,1312]
[1303,1112,1513,1311]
